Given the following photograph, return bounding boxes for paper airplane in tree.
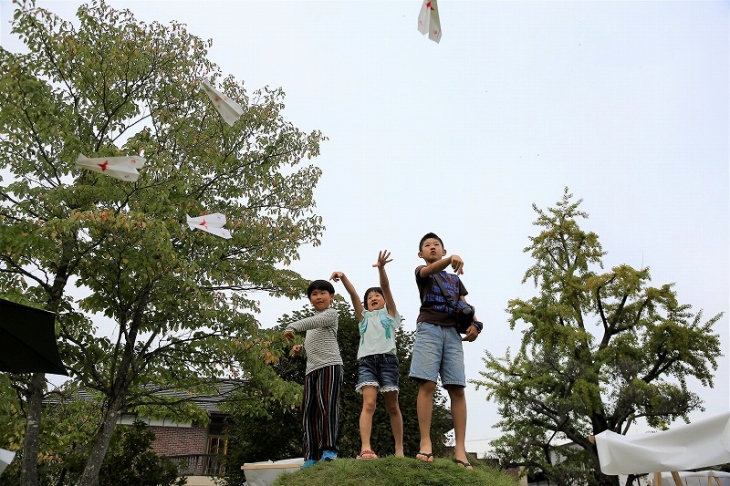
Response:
[199,79,244,126]
[75,154,146,182]
[186,213,232,239]
[418,0,442,43]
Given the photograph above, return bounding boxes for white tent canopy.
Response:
[594,412,730,475]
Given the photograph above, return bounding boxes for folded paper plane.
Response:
[75,154,146,182]
[200,79,244,126]
[186,213,232,239]
[418,0,442,43]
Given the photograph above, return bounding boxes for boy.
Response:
[284,279,343,469]
[409,232,483,470]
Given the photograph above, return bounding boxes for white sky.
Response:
[1,0,728,457]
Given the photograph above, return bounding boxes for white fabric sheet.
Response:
[594,412,730,475]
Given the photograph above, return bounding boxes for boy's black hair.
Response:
[307,279,335,297]
[419,232,444,251]
[363,287,383,310]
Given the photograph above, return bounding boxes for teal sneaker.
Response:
[320,450,337,462]
[300,459,317,470]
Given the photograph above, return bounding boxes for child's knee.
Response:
[362,399,377,414]
[446,385,465,400]
[419,381,437,395]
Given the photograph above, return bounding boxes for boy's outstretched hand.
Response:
[284,330,295,343]
[461,324,479,342]
[372,250,393,268]
[450,254,465,275]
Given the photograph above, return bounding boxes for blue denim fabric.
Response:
[408,322,465,387]
[356,353,400,393]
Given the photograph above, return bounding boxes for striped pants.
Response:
[301,364,343,461]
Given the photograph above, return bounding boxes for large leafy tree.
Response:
[221,300,452,485]
[473,189,723,486]
[0,1,325,485]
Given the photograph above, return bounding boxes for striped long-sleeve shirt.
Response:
[285,307,343,375]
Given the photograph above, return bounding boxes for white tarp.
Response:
[595,412,730,475]
[242,458,303,486]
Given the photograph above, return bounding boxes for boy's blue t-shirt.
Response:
[415,266,468,327]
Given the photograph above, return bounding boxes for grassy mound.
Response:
[272,455,519,486]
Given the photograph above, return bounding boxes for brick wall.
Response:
[149,425,209,456]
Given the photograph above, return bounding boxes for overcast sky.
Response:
[1,0,728,457]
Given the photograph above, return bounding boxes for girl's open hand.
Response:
[330,271,344,282]
[373,250,393,268]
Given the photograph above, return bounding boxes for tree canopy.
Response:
[473,189,723,486]
[0,0,326,484]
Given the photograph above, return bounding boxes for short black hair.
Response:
[307,279,335,297]
[363,287,383,310]
[419,232,444,251]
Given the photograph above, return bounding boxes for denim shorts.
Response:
[356,353,400,394]
[408,322,465,387]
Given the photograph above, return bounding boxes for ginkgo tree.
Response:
[473,189,723,486]
[0,1,326,485]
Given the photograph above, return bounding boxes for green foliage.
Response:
[1,0,326,483]
[473,188,724,486]
[272,456,519,486]
[97,422,186,486]
[220,300,453,485]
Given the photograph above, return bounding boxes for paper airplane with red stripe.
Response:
[186,213,232,239]
[200,79,244,127]
[75,154,146,182]
[418,0,442,43]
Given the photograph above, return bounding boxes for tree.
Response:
[0,1,325,484]
[221,300,452,485]
[473,189,723,486]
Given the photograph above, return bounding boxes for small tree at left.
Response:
[0,1,326,485]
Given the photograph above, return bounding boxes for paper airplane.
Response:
[199,79,244,126]
[75,154,146,182]
[418,0,442,43]
[0,448,15,475]
[186,213,232,239]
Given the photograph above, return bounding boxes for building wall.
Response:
[149,424,209,456]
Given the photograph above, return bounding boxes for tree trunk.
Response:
[20,372,45,486]
[77,394,125,486]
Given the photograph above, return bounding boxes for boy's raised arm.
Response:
[330,271,364,321]
[373,250,398,318]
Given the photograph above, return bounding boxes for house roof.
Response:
[46,379,248,415]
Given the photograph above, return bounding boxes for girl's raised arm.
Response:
[373,250,398,318]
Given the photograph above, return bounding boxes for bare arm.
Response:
[330,271,364,321]
[373,250,397,318]
[418,254,465,278]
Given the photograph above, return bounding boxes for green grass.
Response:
[272,455,520,486]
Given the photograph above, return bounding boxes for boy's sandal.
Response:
[416,452,434,463]
[452,458,473,470]
[357,450,378,460]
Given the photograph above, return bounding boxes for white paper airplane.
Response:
[0,448,15,475]
[418,0,442,43]
[199,79,244,127]
[75,154,146,182]
[186,213,232,239]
